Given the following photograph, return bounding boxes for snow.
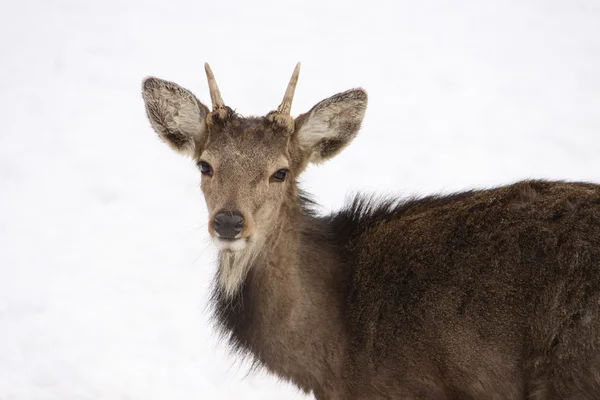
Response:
[1,0,599,398]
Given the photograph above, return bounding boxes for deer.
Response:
[141,63,600,399]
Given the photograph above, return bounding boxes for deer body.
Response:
[142,64,600,399]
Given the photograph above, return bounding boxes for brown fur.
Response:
[142,68,600,399]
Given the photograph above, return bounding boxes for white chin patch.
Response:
[212,237,247,252]
[213,235,263,298]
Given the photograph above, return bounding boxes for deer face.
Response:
[195,115,295,253]
[142,64,367,294]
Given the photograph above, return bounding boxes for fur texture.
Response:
[212,180,600,399]
[142,68,600,399]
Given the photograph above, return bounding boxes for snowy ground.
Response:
[1,0,599,398]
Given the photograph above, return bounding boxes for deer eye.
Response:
[270,169,288,183]
[198,161,213,177]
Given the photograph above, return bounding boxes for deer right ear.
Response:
[142,77,209,157]
[293,88,367,164]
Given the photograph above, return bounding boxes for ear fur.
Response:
[142,77,210,157]
[294,88,367,163]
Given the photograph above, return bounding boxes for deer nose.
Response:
[213,211,244,239]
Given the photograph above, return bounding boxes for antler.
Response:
[276,62,301,115]
[204,63,225,110]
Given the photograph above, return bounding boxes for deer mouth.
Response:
[212,236,248,252]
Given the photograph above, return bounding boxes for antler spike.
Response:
[204,63,225,110]
[276,62,301,115]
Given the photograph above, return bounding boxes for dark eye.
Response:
[271,169,288,183]
[198,161,213,177]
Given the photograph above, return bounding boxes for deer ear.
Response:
[294,89,367,164]
[142,77,210,157]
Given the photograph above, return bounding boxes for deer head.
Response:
[142,64,367,295]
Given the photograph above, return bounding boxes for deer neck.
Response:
[212,194,346,386]
[216,197,308,298]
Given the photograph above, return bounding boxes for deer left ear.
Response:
[142,77,210,157]
[294,88,367,164]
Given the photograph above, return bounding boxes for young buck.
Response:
[142,64,600,399]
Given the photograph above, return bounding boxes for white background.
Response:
[1,0,599,398]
